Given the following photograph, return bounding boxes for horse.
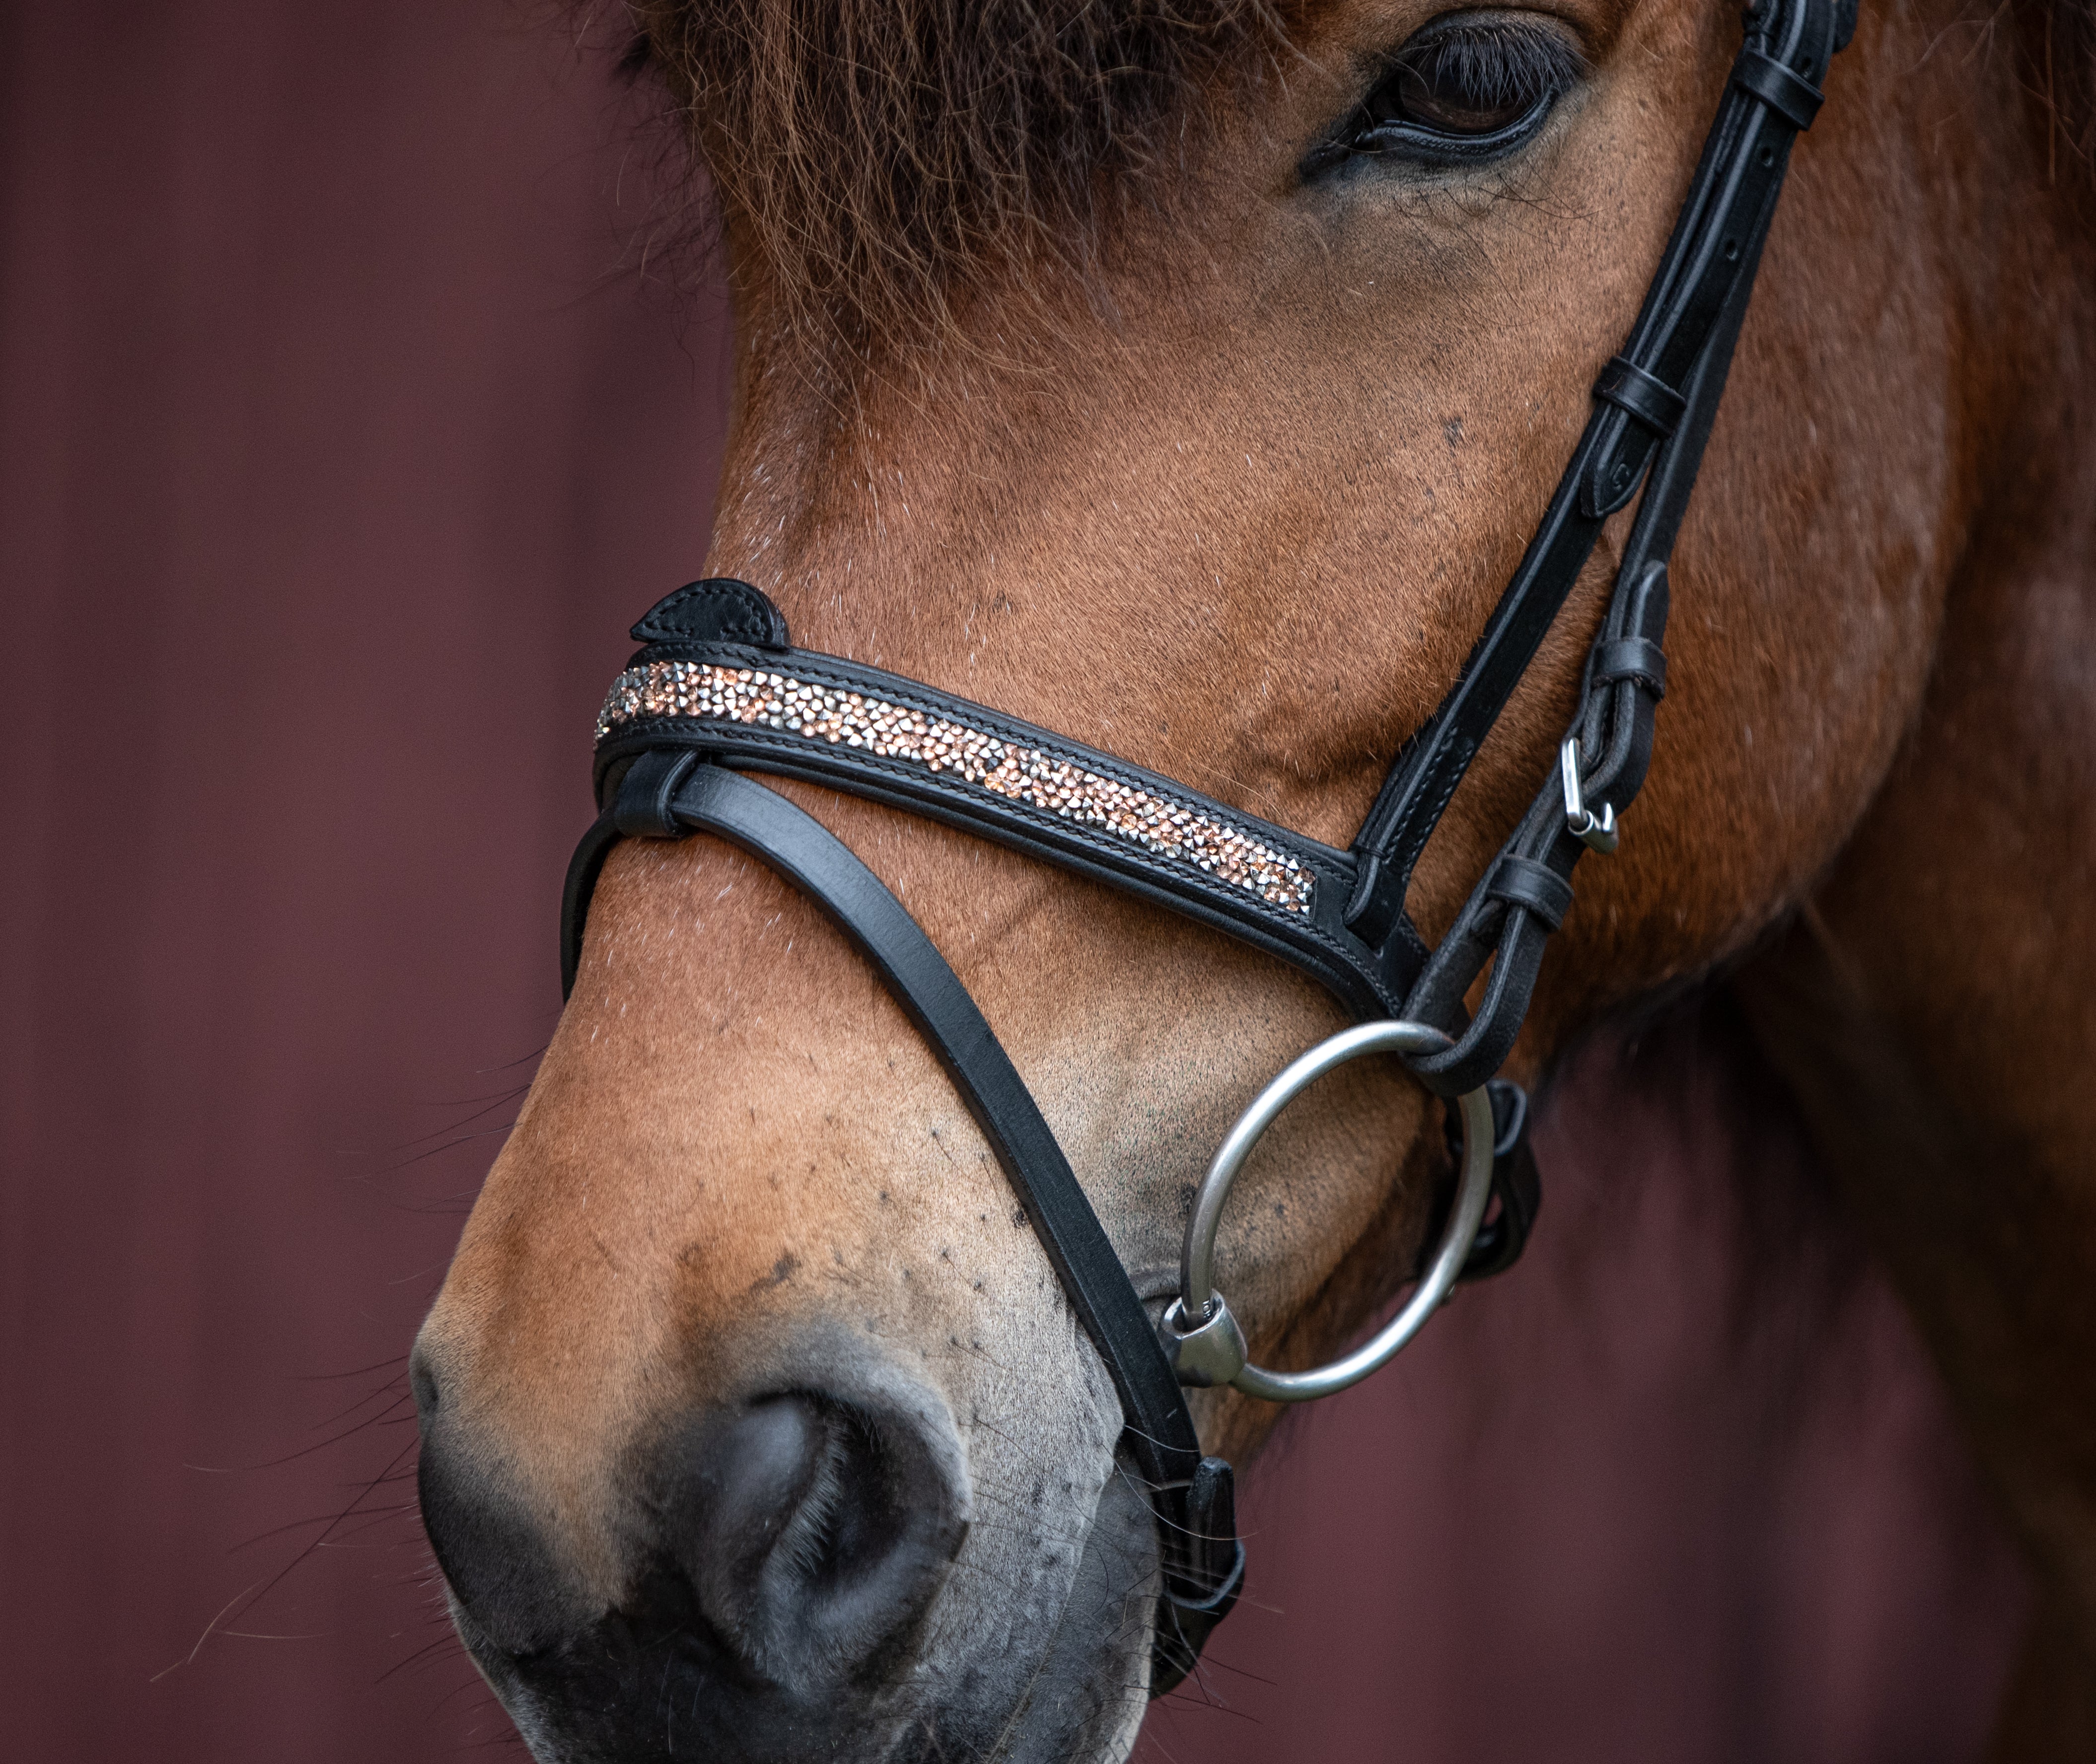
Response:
[408,0,2096,1755]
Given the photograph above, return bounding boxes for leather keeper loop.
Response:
[1732,49,1824,132]
[612,748,699,839]
[1485,855,1575,930]
[1592,636,1668,697]
[1593,356,1688,436]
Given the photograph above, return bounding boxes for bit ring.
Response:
[1160,1020,1497,1404]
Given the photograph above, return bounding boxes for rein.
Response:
[557,0,1849,1695]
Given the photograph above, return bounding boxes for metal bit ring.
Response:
[1160,1020,1497,1404]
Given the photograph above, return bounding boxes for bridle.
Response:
[557,0,1850,1697]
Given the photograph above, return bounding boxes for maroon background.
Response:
[0,2,2032,1759]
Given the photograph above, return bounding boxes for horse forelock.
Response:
[617,0,1303,348]
[608,0,2096,358]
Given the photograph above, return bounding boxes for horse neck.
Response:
[1774,12,2096,1140]
[1921,139,2096,914]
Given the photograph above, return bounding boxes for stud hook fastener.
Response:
[1560,737,1620,854]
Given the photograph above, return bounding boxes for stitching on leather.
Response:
[1387,734,1475,881]
[636,581,786,645]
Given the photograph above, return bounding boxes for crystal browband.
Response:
[597,658,1314,914]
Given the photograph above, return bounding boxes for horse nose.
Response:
[415,1358,970,1756]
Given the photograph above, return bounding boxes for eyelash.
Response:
[1302,16,1585,176]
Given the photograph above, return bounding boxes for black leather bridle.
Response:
[557,0,1850,1697]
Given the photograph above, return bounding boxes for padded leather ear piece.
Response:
[631,578,792,650]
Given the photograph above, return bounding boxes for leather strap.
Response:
[612,747,696,839]
[1342,0,1839,980]
[1405,215,1768,1095]
[1419,1080,1543,1282]
[574,760,1242,1690]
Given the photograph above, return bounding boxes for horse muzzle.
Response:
[414,1343,973,1764]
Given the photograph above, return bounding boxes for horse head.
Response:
[411,0,2096,1755]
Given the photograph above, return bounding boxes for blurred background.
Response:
[0,1,2035,1758]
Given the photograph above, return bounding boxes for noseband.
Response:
[557,0,1849,1697]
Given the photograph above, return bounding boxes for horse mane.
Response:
[610,0,2096,351]
[615,0,1294,348]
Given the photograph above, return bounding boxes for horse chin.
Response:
[448,1435,1158,1764]
[907,1455,1158,1764]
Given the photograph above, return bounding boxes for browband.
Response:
[583,630,1384,1014]
[555,0,1845,1697]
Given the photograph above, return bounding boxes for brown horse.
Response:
[410,0,2096,1756]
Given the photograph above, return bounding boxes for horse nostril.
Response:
[408,1345,440,1422]
[662,1392,966,1689]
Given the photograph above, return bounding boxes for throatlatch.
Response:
[557,0,1847,1695]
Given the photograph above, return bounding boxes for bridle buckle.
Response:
[1560,738,1620,854]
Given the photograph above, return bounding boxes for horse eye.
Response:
[1312,14,1584,168]
[1388,36,1543,133]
